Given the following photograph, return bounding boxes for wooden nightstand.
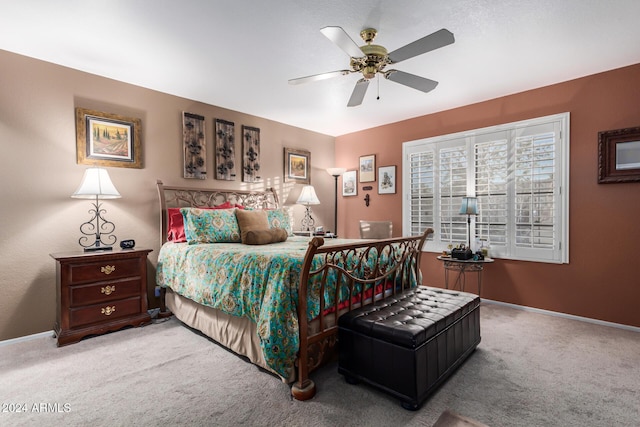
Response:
[51,248,152,346]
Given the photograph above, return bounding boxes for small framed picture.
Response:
[598,126,640,183]
[75,108,142,168]
[284,147,311,184]
[359,154,376,182]
[378,165,396,194]
[342,170,357,196]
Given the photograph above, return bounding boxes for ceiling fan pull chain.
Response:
[377,75,380,100]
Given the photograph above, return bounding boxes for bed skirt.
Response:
[165,288,294,383]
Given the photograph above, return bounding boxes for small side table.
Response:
[436,256,494,295]
[51,248,152,346]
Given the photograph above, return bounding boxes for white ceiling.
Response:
[2,1,640,137]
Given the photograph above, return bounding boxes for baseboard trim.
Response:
[0,330,54,347]
[482,299,640,333]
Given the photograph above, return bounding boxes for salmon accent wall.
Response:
[335,63,640,327]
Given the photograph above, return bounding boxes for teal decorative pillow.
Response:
[181,207,241,243]
[266,207,293,236]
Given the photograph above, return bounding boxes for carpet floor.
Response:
[1,302,638,426]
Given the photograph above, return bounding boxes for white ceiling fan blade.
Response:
[347,78,369,107]
[385,70,438,93]
[288,70,350,85]
[320,26,364,58]
[388,29,454,63]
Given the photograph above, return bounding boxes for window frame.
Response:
[402,112,570,264]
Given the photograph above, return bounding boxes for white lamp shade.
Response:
[296,185,320,205]
[326,167,347,177]
[71,168,121,199]
[459,197,478,215]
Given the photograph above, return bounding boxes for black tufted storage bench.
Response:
[338,286,481,410]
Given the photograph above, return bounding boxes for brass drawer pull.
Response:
[101,306,116,316]
[101,285,116,296]
[101,265,116,275]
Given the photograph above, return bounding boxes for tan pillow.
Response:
[244,228,289,245]
[235,209,270,243]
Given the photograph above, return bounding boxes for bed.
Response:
[155,180,432,400]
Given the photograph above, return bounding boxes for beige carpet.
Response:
[1,303,639,426]
[432,410,489,427]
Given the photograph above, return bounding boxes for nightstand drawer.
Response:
[68,258,142,284]
[70,278,141,307]
[69,296,142,329]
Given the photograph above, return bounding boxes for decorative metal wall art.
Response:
[75,108,142,169]
[242,125,261,183]
[215,119,236,180]
[182,112,206,179]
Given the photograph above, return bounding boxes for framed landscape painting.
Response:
[75,108,142,169]
[284,147,310,184]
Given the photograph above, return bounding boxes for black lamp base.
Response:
[84,246,113,252]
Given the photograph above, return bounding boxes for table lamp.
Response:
[296,185,320,232]
[459,196,478,249]
[71,167,121,251]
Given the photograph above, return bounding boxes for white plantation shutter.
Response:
[474,139,509,252]
[403,113,569,264]
[439,147,468,243]
[408,150,434,236]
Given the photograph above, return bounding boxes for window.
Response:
[403,113,569,264]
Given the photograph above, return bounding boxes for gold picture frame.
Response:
[284,147,310,184]
[75,108,142,169]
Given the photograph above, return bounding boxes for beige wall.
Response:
[335,63,640,328]
[0,49,336,341]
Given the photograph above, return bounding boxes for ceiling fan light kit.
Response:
[289,26,455,106]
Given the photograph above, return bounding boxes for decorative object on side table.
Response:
[459,196,478,249]
[296,185,320,231]
[120,239,135,249]
[71,167,121,252]
[326,167,346,234]
[51,248,153,346]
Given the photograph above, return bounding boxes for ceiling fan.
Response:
[288,26,455,107]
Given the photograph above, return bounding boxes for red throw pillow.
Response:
[167,202,243,242]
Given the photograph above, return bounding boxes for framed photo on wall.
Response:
[598,126,640,183]
[75,108,142,168]
[284,147,310,184]
[378,165,396,194]
[359,154,376,182]
[342,170,357,196]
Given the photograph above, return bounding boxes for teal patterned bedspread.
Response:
[156,236,365,380]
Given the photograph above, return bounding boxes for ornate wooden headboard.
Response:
[156,180,279,244]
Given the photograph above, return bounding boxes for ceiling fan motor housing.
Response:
[352,44,389,79]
